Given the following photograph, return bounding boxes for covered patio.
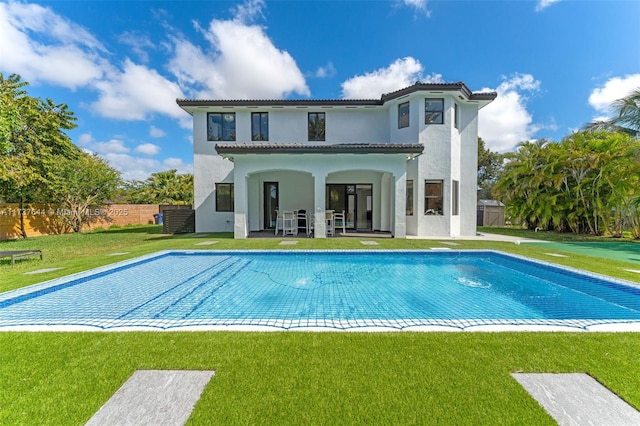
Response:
[215,143,423,238]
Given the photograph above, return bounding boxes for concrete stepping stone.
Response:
[86,370,214,426]
[437,241,460,246]
[195,241,218,246]
[512,373,640,426]
[24,267,62,275]
[107,252,130,256]
[279,240,298,245]
[625,269,640,274]
[544,253,569,258]
[360,241,379,246]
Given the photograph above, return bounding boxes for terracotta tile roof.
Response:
[215,143,424,155]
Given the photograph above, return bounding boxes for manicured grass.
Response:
[1,226,640,424]
[2,332,640,425]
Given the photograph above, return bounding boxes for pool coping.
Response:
[2,249,640,333]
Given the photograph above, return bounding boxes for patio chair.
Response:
[297,210,307,235]
[326,210,334,236]
[307,213,314,237]
[333,211,346,235]
[274,210,282,235]
[283,211,297,236]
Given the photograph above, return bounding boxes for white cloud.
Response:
[91,59,186,120]
[588,74,640,113]
[341,57,442,99]
[77,134,191,180]
[78,133,94,146]
[101,153,163,181]
[231,0,265,24]
[163,157,190,170]
[478,74,542,152]
[398,0,431,17]
[79,135,130,154]
[168,11,309,99]
[135,143,161,156]
[0,1,107,89]
[117,31,155,63]
[149,125,167,138]
[315,62,337,79]
[536,0,561,12]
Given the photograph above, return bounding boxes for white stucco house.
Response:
[177,82,496,238]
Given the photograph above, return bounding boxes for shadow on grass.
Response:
[89,225,164,235]
[143,232,234,242]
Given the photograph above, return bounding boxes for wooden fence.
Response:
[0,203,160,240]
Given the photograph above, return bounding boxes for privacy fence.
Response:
[0,204,191,240]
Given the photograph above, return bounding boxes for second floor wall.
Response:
[191,92,481,150]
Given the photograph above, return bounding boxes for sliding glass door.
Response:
[263,182,279,229]
[326,184,372,230]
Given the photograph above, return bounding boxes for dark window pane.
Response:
[208,113,236,141]
[222,113,235,141]
[398,102,410,128]
[406,180,413,216]
[452,180,459,216]
[425,99,444,125]
[252,112,268,141]
[308,112,325,141]
[425,180,443,215]
[454,103,459,129]
[207,113,222,141]
[261,113,269,140]
[216,183,234,212]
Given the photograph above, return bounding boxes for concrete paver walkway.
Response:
[86,370,214,426]
[513,373,640,426]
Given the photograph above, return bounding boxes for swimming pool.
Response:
[2,250,640,331]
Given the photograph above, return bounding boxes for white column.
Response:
[394,170,407,238]
[312,172,327,238]
[233,173,248,239]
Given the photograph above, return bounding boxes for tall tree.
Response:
[49,153,121,232]
[477,137,504,200]
[494,132,639,235]
[120,170,193,205]
[585,87,640,136]
[0,73,78,237]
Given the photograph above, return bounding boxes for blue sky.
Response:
[1,0,638,181]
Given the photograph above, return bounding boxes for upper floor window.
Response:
[252,112,269,141]
[425,99,444,125]
[454,103,459,130]
[425,180,443,215]
[398,102,410,128]
[308,112,325,141]
[207,113,236,141]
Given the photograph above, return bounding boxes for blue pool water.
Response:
[2,250,640,331]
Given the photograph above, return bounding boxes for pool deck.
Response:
[409,232,545,243]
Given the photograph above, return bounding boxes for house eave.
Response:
[176,82,498,113]
[215,143,424,155]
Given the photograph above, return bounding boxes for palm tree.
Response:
[585,88,640,136]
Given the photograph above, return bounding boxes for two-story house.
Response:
[177,82,496,238]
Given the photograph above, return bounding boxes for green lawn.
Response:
[1,226,640,424]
